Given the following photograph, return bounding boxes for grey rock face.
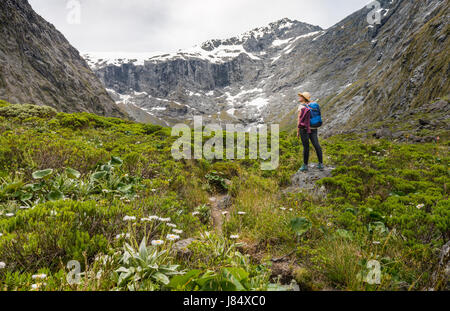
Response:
[173,238,196,257]
[84,0,448,133]
[290,165,334,191]
[374,128,393,139]
[431,241,450,290]
[84,18,323,126]
[0,0,126,118]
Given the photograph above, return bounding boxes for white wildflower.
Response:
[230,234,239,239]
[238,212,246,215]
[173,229,183,234]
[0,262,5,269]
[151,240,164,246]
[373,241,381,245]
[19,206,30,210]
[222,211,229,215]
[142,216,159,222]
[167,223,177,228]
[123,216,136,221]
[5,213,14,217]
[166,234,180,241]
[115,233,130,239]
[96,270,103,280]
[416,204,425,210]
[280,207,287,211]
[159,217,171,222]
[32,274,47,280]
[31,284,39,290]
[192,212,200,216]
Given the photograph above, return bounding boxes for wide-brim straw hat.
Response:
[298,92,312,102]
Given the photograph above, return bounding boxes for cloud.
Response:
[29,0,370,53]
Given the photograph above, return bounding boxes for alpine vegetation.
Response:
[171,116,280,170]
[0,0,448,293]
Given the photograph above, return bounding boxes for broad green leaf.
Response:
[222,268,247,291]
[20,192,33,201]
[48,190,64,201]
[139,238,148,259]
[100,164,112,172]
[66,167,81,179]
[153,272,170,285]
[91,171,107,181]
[217,280,237,291]
[111,156,123,166]
[167,269,201,290]
[290,217,312,236]
[369,221,389,235]
[223,267,249,282]
[118,184,132,193]
[5,181,24,192]
[32,169,53,179]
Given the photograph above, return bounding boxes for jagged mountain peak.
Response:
[200,18,322,52]
[84,18,322,69]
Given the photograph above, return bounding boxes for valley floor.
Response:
[0,102,448,291]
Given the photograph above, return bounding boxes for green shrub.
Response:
[0,100,10,108]
[0,104,57,119]
[0,200,140,272]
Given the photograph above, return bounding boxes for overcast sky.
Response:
[29,0,370,53]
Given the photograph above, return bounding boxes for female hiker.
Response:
[297,92,324,172]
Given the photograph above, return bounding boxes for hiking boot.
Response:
[318,163,324,171]
[299,165,309,172]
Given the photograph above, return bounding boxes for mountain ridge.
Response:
[83,18,324,127]
[84,0,449,136]
[0,0,127,118]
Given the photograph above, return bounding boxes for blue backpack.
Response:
[307,102,323,128]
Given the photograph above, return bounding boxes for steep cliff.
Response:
[0,0,126,118]
[84,19,323,127]
[85,0,449,134]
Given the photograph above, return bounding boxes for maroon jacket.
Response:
[298,105,311,133]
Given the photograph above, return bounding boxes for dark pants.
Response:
[299,128,323,165]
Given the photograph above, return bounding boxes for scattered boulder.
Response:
[209,197,217,203]
[217,195,232,210]
[430,241,450,290]
[373,128,393,139]
[392,131,406,140]
[428,99,449,113]
[288,165,334,193]
[173,238,196,257]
